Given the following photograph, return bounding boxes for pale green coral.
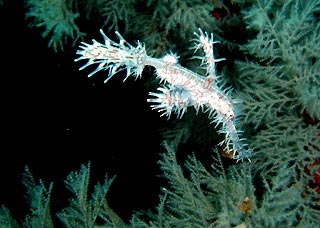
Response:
[0,206,20,228]
[57,163,123,228]
[234,1,320,224]
[2,142,319,227]
[1,0,320,227]
[296,72,320,120]
[238,0,320,124]
[25,0,84,51]
[23,0,228,55]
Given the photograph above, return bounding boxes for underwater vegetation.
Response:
[1,0,319,227]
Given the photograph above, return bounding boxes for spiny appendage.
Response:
[218,121,252,162]
[192,28,226,78]
[147,85,195,119]
[75,29,147,82]
[204,95,251,161]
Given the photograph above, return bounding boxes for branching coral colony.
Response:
[75,29,252,161]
